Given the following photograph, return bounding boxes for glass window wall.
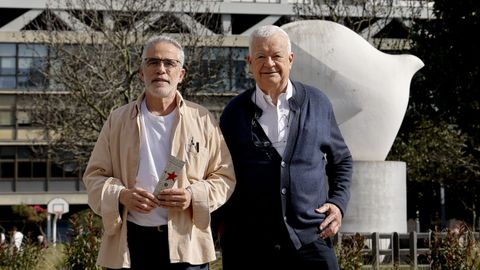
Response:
[0,43,48,89]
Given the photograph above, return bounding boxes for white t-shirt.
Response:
[127,99,176,226]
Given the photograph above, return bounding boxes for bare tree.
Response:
[26,0,228,170]
[293,0,432,51]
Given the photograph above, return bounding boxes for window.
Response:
[0,161,14,178]
[18,44,48,88]
[0,43,48,89]
[186,47,253,93]
[0,146,83,192]
[32,161,47,177]
[0,146,15,179]
[231,47,253,91]
[16,110,32,126]
[50,162,79,178]
[0,111,13,126]
[0,44,16,88]
[18,161,32,178]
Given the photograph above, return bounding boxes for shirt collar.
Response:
[253,80,294,110]
[132,90,184,119]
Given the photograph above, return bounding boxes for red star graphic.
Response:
[166,171,177,181]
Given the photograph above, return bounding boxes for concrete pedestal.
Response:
[341,161,407,233]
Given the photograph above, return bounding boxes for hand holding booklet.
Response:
[153,155,185,196]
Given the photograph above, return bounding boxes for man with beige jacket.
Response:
[83,35,236,270]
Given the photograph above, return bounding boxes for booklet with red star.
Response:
[153,155,185,196]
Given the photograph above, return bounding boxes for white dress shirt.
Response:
[251,80,294,157]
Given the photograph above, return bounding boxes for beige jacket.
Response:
[83,92,236,268]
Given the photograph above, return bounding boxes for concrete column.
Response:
[221,14,232,35]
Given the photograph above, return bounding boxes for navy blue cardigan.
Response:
[219,80,352,249]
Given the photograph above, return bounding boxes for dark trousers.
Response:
[222,236,339,270]
[107,221,208,270]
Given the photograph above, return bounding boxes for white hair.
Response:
[249,25,292,54]
[141,35,185,66]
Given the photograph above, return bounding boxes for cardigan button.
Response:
[281,188,287,195]
[280,161,286,167]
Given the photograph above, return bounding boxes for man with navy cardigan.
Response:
[217,25,353,269]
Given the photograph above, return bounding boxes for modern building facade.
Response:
[0,0,432,210]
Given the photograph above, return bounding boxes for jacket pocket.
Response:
[185,146,208,180]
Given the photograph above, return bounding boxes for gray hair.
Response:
[141,35,185,66]
[249,25,292,54]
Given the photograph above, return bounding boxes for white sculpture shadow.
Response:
[282,20,424,161]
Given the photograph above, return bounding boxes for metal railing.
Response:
[335,231,480,269]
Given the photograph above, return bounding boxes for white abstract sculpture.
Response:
[282,20,424,161]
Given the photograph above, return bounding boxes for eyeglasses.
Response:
[251,118,275,160]
[143,57,181,69]
[252,120,271,148]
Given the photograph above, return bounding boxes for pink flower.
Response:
[33,205,46,213]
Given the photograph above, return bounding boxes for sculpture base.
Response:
[341,161,407,233]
